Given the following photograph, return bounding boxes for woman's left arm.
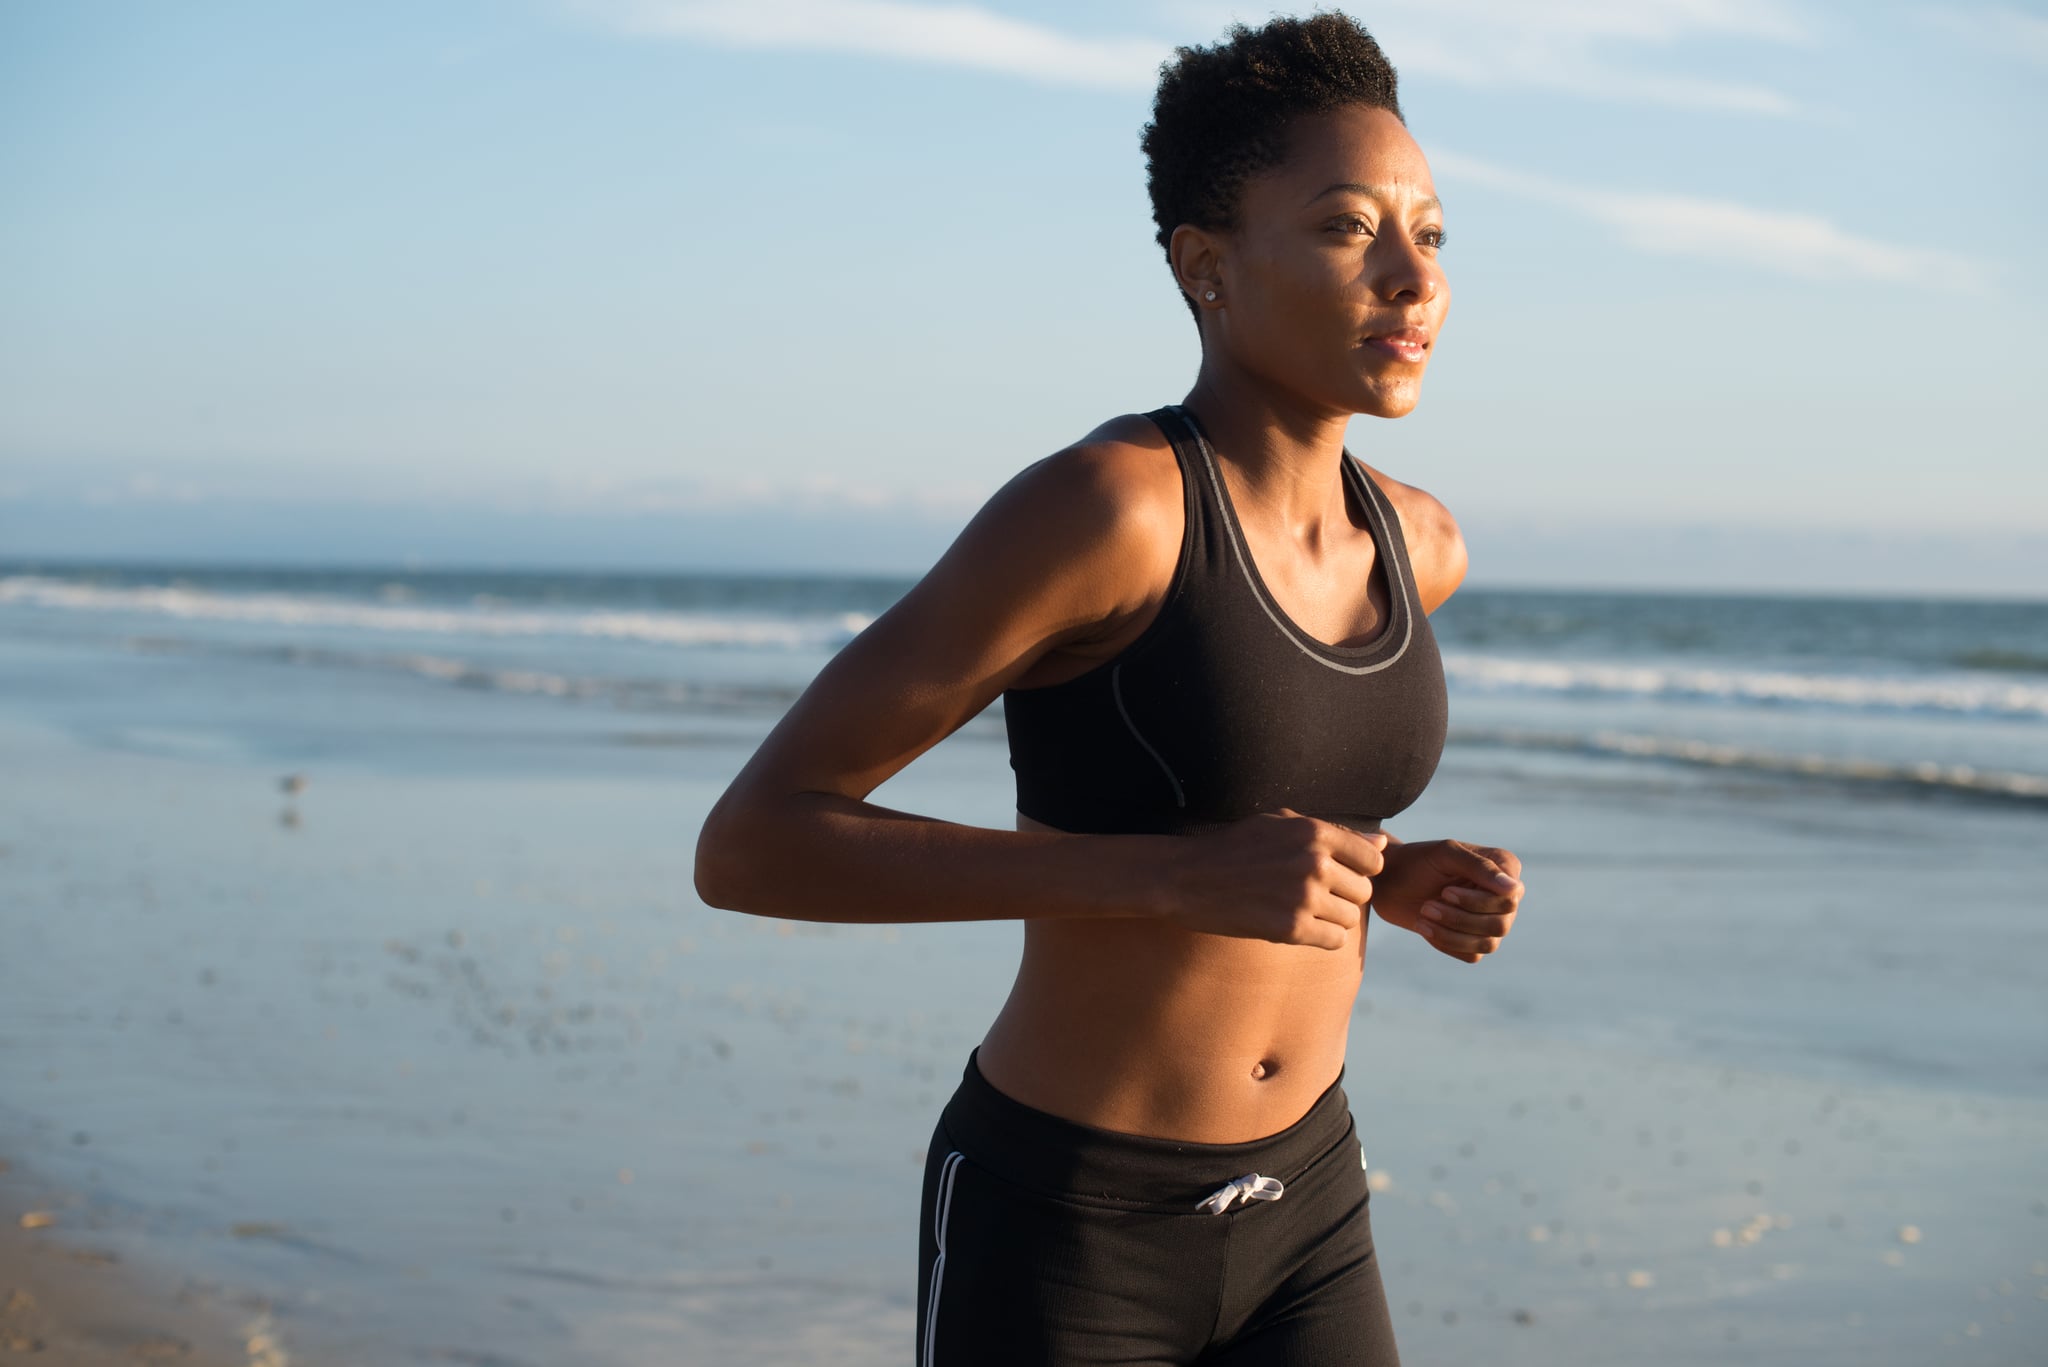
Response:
[1367,470,1526,964]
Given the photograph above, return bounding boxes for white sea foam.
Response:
[128,637,804,712]
[1443,653,2048,721]
[0,575,870,651]
[1453,726,2048,803]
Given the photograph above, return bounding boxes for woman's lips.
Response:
[1362,329,1430,363]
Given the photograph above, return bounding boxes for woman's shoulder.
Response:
[1036,411,1182,500]
[917,411,1186,600]
[996,412,1187,561]
[942,413,1187,672]
[1354,460,1468,613]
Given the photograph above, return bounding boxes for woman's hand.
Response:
[1369,839,1523,964]
[1160,808,1386,950]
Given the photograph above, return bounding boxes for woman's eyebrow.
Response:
[1303,182,1442,213]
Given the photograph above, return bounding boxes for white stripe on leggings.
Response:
[923,1151,966,1367]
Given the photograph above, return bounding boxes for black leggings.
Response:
[915,1052,1401,1366]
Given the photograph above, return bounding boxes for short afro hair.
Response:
[1141,11,1404,319]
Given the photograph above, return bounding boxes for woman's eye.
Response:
[1332,217,1373,236]
[1417,227,1448,249]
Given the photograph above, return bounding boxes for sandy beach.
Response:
[0,1155,294,1366]
[2,573,2046,1364]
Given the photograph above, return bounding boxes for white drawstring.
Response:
[1196,1172,1285,1215]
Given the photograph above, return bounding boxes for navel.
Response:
[1251,1059,1279,1082]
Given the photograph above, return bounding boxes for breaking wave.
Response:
[0,575,871,651]
[1443,654,2048,721]
[1452,726,2048,804]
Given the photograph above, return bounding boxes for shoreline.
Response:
[0,1152,297,1367]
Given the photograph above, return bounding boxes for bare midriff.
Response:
[973,810,1368,1144]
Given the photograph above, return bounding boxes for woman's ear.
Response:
[1168,224,1227,311]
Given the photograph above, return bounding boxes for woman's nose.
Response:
[1371,241,1441,305]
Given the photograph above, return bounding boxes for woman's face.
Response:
[1191,104,1449,420]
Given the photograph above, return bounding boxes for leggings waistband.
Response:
[938,1050,1357,1211]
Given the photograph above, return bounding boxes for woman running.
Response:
[695,13,1526,1365]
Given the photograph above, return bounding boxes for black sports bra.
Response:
[1000,405,1448,836]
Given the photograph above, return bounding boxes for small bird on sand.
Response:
[279,773,309,796]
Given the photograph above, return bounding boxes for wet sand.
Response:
[0,1156,295,1366]
[2,690,2047,1362]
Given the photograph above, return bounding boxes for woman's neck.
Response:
[1181,361,1355,524]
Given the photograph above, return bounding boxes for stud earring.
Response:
[1204,290,1217,302]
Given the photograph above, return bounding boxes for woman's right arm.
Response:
[691,428,1382,950]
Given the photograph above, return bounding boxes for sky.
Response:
[2,0,2044,593]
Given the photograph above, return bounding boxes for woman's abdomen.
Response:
[976,816,1367,1143]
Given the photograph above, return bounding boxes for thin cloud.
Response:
[1432,151,1986,286]
[571,0,1168,90]
[1176,0,1810,115]
[1367,0,1808,46]
[582,1,1809,113]
[1920,4,2048,68]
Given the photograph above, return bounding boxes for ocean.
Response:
[2,561,2044,1365]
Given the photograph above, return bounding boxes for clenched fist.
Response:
[1161,808,1388,950]
[1368,838,1523,963]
